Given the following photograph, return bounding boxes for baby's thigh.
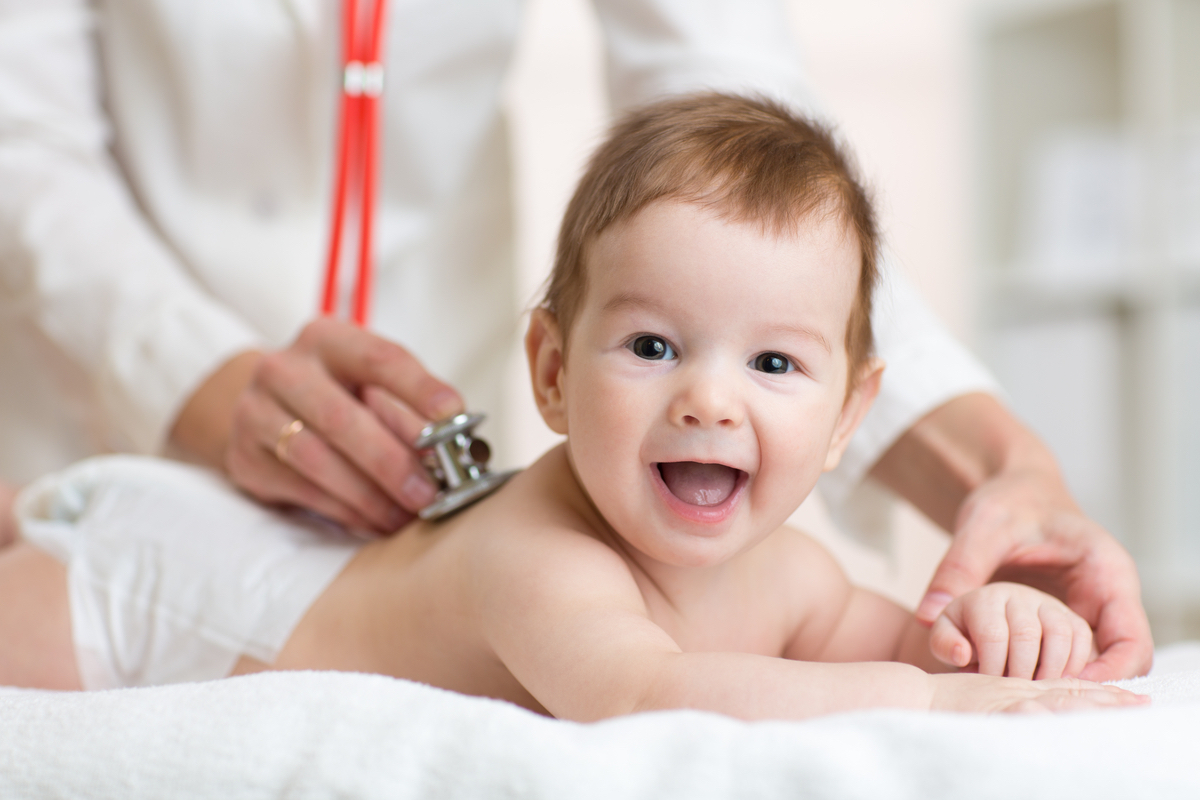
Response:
[0,543,81,690]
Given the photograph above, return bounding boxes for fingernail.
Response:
[917,591,954,622]
[428,390,463,421]
[403,473,437,509]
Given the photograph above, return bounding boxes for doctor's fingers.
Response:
[229,387,410,533]
[254,349,439,516]
[362,385,432,444]
[227,433,375,534]
[297,319,464,422]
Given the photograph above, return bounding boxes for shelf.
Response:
[984,263,1200,325]
[974,0,1200,641]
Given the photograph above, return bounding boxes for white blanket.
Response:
[1,644,1199,799]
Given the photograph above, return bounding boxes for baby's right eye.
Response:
[629,335,676,361]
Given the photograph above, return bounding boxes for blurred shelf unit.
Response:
[974,0,1200,637]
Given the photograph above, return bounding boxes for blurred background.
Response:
[497,0,1200,643]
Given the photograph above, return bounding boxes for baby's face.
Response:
[535,200,877,568]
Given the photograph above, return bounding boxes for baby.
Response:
[0,94,1144,717]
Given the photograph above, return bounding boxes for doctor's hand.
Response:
[872,393,1153,683]
[169,318,463,534]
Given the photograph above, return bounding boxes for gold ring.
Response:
[275,419,305,463]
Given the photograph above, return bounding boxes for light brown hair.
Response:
[541,92,879,381]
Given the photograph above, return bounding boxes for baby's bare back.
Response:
[235,477,549,713]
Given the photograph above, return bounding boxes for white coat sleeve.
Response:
[0,1,264,454]
[591,0,1002,513]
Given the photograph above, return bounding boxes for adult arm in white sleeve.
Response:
[0,1,262,455]
[592,0,821,115]
[0,2,464,533]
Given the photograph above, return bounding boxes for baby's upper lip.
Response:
[651,456,753,476]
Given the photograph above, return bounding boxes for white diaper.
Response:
[15,456,360,690]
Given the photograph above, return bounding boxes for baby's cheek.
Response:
[753,424,827,518]
[565,378,646,488]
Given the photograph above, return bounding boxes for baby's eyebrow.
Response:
[767,322,832,354]
[601,291,662,314]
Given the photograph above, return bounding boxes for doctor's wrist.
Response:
[168,350,264,469]
[868,392,1051,532]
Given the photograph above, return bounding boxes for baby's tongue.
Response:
[658,462,738,507]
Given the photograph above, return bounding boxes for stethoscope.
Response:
[320,0,388,328]
[319,0,513,521]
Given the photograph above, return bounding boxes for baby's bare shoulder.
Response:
[462,448,644,606]
[747,524,854,628]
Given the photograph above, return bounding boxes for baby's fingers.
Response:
[930,615,974,668]
[1004,602,1043,680]
[1032,605,1073,680]
[1062,610,1095,678]
[957,595,1010,677]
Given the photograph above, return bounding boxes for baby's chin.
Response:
[598,496,775,570]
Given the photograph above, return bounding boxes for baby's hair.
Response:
[541,92,879,382]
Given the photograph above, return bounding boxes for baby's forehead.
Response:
[583,199,861,332]
[587,198,860,283]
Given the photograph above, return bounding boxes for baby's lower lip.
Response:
[649,462,747,526]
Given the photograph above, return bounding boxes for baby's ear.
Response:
[823,358,885,473]
[525,308,569,435]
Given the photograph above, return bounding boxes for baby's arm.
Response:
[474,525,1142,722]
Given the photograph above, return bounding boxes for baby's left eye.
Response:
[751,352,794,374]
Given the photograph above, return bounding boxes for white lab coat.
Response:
[0,0,996,508]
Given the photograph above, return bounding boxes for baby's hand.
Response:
[929,673,1148,714]
[930,582,1095,679]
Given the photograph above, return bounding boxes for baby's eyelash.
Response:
[627,335,677,361]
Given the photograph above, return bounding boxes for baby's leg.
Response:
[0,543,82,689]
[0,480,18,550]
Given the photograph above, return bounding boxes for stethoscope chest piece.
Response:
[415,412,516,521]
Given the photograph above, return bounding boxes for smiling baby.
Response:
[1,94,1145,718]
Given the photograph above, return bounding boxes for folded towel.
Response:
[1,644,1197,800]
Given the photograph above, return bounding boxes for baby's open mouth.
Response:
[657,462,744,507]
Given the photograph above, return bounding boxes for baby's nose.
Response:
[669,370,745,429]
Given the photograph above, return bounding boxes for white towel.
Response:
[1,645,1197,799]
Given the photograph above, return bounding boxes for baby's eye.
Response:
[752,352,794,374]
[629,335,676,361]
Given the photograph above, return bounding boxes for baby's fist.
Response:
[929,582,1095,680]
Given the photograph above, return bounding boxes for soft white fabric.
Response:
[15,456,358,689]
[0,648,1195,799]
[5,455,1195,796]
[0,0,998,513]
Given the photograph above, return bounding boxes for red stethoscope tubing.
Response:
[321,0,389,326]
